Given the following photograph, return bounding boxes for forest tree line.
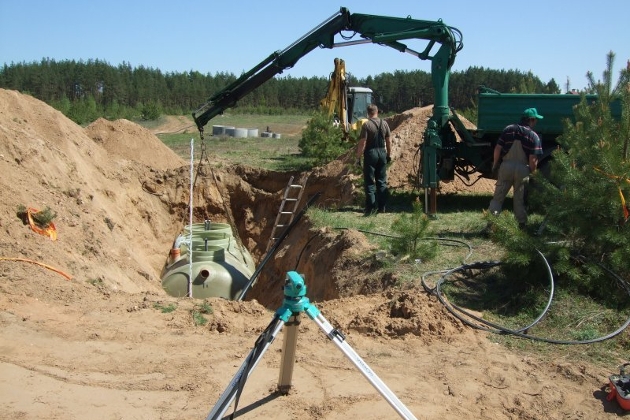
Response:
[0,58,561,124]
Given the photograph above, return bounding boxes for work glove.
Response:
[386,155,392,164]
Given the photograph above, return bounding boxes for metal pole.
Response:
[188,137,194,297]
[429,188,437,215]
[310,313,418,420]
[205,317,285,420]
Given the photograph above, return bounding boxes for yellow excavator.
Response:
[320,57,373,138]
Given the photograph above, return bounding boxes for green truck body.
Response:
[468,89,623,175]
[477,90,622,139]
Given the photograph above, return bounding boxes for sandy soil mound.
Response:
[0,89,179,293]
[0,89,623,419]
[86,118,186,170]
[384,105,496,194]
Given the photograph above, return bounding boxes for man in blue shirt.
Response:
[488,108,544,229]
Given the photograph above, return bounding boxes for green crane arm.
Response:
[192,7,462,133]
[192,8,350,132]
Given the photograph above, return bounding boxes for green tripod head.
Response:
[276,271,320,322]
[284,271,307,299]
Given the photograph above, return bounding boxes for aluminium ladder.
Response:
[266,176,305,251]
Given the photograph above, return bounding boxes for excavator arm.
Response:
[192,7,462,135]
[320,57,348,131]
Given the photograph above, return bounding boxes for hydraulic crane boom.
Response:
[192,9,350,132]
[192,7,462,134]
[192,7,464,213]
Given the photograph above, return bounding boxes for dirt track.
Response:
[0,88,626,419]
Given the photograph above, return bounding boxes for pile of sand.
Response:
[385,105,495,194]
[86,118,185,170]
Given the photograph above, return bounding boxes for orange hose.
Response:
[0,257,72,280]
[26,207,57,241]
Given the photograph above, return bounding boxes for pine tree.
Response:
[298,111,347,165]
[523,52,630,298]
[389,199,437,261]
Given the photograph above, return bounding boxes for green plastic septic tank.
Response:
[161,222,256,300]
[161,245,255,300]
[183,222,232,236]
[180,233,232,255]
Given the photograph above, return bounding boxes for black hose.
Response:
[335,226,630,344]
[430,252,554,335]
[237,193,321,301]
[431,251,630,344]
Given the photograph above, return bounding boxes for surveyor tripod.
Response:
[205,271,417,420]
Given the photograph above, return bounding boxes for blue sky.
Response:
[1,0,628,92]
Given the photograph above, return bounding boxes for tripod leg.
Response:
[205,316,285,420]
[311,312,418,420]
[278,314,300,394]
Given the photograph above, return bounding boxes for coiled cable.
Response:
[338,227,630,344]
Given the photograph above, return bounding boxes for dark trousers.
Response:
[363,148,388,212]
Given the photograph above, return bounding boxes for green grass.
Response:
[191,301,214,326]
[487,288,630,366]
[308,191,502,286]
[147,114,316,171]
[308,190,630,368]
[154,302,177,313]
[192,310,208,326]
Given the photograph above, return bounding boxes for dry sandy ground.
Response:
[0,88,627,419]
